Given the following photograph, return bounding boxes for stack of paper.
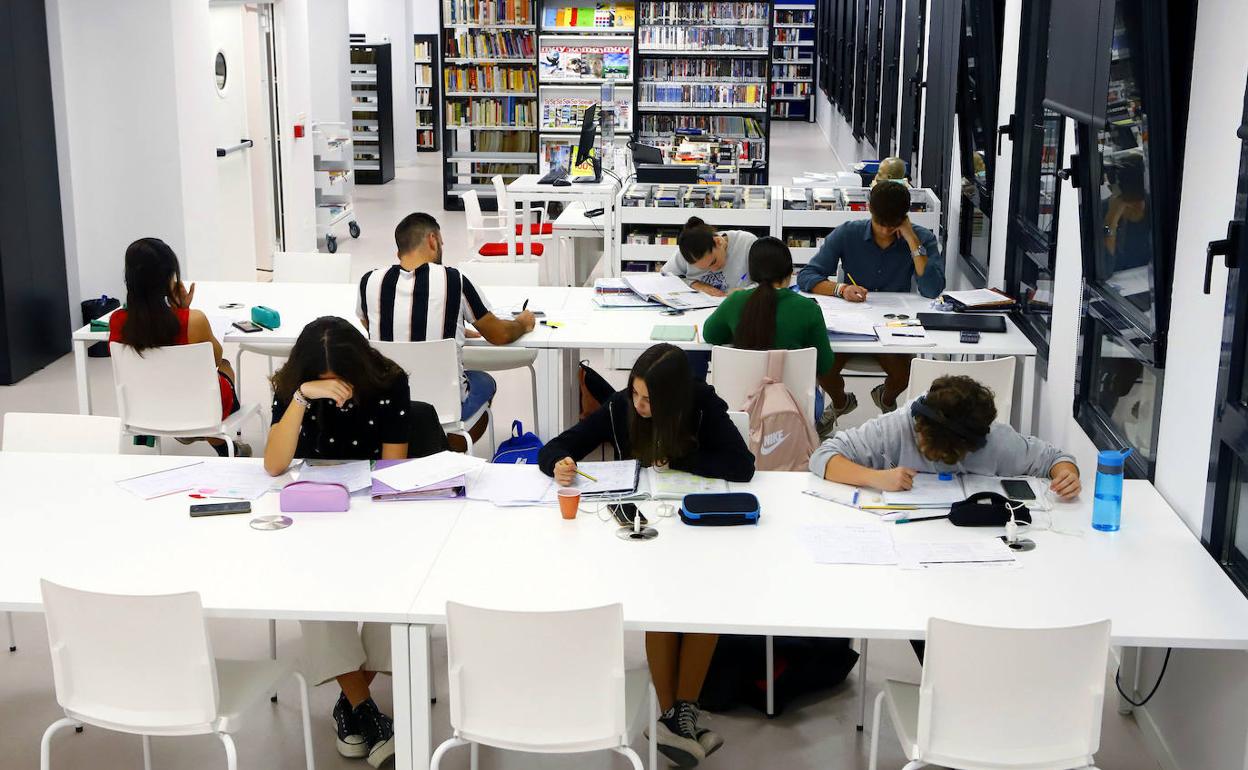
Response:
[299,460,373,492]
[623,272,696,297]
[819,308,878,341]
[116,461,291,501]
[465,463,557,506]
[370,451,485,493]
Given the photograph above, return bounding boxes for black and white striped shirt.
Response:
[357,263,492,398]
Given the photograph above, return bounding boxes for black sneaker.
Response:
[696,727,724,757]
[353,698,395,768]
[656,701,706,768]
[333,692,368,759]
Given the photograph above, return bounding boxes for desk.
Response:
[506,174,621,277]
[399,475,1248,770]
[551,201,612,286]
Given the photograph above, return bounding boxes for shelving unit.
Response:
[634,0,772,184]
[441,0,540,209]
[350,41,396,184]
[770,1,815,121]
[415,34,439,152]
[313,123,362,253]
[537,1,636,173]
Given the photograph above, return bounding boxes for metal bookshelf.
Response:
[770,1,816,122]
[415,34,440,152]
[349,40,396,184]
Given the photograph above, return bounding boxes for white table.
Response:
[399,475,1248,770]
[506,174,621,277]
[551,201,613,286]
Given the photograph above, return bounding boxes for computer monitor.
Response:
[572,104,601,183]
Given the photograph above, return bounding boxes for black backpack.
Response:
[406,400,449,458]
[699,635,860,717]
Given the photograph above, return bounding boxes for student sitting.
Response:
[810,374,1081,500]
[264,316,419,767]
[538,343,754,768]
[795,181,944,417]
[662,216,759,297]
[357,212,535,443]
[108,237,246,456]
[702,236,837,424]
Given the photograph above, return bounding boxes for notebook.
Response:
[650,324,697,342]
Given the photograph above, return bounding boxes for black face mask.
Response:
[910,396,989,452]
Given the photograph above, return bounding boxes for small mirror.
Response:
[214,51,227,92]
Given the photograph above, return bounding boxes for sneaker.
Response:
[353,698,395,768]
[333,693,369,759]
[830,392,859,419]
[870,384,897,414]
[656,701,706,768]
[696,727,724,757]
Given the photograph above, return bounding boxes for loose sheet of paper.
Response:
[655,292,722,311]
[624,272,695,297]
[370,451,486,493]
[800,524,898,565]
[299,460,373,492]
[570,460,641,496]
[894,539,1016,569]
[876,325,935,347]
[882,473,966,507]
[197,463,293,500]
[943,288,1013,307]
[116,462,206,500]
[465,463,556,506]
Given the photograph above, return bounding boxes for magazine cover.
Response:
[540,44,631,81]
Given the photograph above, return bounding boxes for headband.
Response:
[910,396,989,451]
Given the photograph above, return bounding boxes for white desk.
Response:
[506,174,621,277]
[398,475,1248,770]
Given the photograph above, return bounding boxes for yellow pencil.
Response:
[860,505,918,511]
[846,273,860,287]
[576,468,598,482]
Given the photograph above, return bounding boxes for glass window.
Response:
[954,0,1004,286]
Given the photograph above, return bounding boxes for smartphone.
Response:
[608,502,648,527]
[190,501,253,517]
[960,330,981,344]
[232,320,263,333]
[999,479,1036,501]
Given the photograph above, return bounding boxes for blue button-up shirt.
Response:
[795,219,945,298]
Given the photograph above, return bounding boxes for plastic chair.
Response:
[1,413,123,654]
[868,617,1111,770]
[236,250,353,392]
[38,580,314,770]
[463,190,544,260]
[727,410,749,445]
[709,346,818,423]
[110,342,262,457]
[902,357,1017,424]
[430,601,655,770]
[457,260,542,435]
[492,174,553,237]
[372,339,495,457]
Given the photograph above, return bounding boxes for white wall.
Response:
[276,0,319,252]
[309,0,352,126]
[349,0,417,165]
[815,92,879,172]
[412,0,439,34]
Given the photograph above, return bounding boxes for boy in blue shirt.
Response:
[796,181,944,418]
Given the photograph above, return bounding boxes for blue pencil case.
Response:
[679,493,760,526]
[251,305,281,330]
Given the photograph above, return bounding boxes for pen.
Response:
[541,320,563,328]
[891,332,925,338]
[894,513,951,524]
[521,298,530,312]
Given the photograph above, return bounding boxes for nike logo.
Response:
[760,429,789,456]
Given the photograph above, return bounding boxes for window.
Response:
[898,0,926,171]
[853,0,870,136]
[877,0,902,153]
[863,0,884,142]
[954,0,1004,287]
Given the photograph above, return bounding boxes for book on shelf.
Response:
[638,82,764,108]
[444,29,536,58]
[639,2,768,25]
[414,40,433,59]
[541,94,632,130]
[542,2,635,30]
[444,64,537,92]
[638,25,768,51]
[641,58,765,80]
[445,97,536,127]
[539,43,632,81]
[443,0,533,25]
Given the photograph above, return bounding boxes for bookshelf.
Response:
[415,34,439,152]
[770,1,815,122]
[350,41,396,184]
[634,0,772,184]
[537,1,636,173]
[441,0,540,209]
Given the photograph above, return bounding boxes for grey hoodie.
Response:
[661,230,757,292]
[809,400,1077,478]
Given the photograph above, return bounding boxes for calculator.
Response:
[960,330,981,344]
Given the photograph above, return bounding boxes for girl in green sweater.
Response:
[702,237,837,423]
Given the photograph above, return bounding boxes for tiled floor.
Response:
[0,122,1162,769]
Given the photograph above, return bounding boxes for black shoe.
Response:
[656,701,706,768]
[353,698,395,768]
[333,692,368,759]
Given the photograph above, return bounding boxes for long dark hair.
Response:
[271,317,405,405]
[121,238,182,353]
[677,216,717,263]
[627,344,696,466]
[734,237,793,350]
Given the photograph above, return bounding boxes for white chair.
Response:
[902,357,1017,424]
[111,342,262,457]
[492,174,553,240]
[430,601,655,770]
[868,618,1112,770]
[38,580,314,770]
[709,346,818,423]
[235,250,353,393]
[727,410,750,445]
[457,260,542,435]
[372,339,495,457]
[463,190,545,260]
[1,413,123,654]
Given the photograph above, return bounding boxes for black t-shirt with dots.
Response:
[271,373,411,460]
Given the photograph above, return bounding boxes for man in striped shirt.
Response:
[357,213,536,432]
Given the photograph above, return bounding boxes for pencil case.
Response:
[280,481,349,512]
[251,305,281,330]
[679,492,760,526]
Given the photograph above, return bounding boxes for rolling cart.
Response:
[313,122,361,253]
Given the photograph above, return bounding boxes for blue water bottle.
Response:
[1092,448,1133,532]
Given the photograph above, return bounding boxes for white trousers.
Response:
[300,621,393,686]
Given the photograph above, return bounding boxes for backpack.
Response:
[406,400,449,458]
[699,635,859,716]
[741,350,819,471]
[492,420,543,464]
[578,360,616,421]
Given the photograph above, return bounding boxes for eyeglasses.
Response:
[883,313,911,320]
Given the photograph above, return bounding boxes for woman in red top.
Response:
[108,237,245,456]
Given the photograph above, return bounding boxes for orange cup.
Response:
[557,487,581,520]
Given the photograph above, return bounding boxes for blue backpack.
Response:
[492,420,543,465]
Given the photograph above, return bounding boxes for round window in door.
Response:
[214,51,228,94]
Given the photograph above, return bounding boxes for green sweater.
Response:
[702,287,835,374]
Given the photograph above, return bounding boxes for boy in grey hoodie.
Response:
[810,375,1082,500]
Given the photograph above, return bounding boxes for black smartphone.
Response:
[608,502,648,527]
[190,501,253,517]
[999,479,1036,501]
[232,320,263,333]
[960,330,981,344]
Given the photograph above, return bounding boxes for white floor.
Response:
[0,122,1162,769]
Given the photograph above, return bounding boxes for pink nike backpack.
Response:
[741,350,819,471]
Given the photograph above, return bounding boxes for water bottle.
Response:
[1092,448,1133,531]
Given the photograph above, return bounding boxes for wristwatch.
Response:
[293,387,311,409]
[911,245,927,259]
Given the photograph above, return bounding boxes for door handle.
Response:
[1056,153,1082,189]
[1205,221,1243,294]
[996,115,1016,155]
[216,139,254,158]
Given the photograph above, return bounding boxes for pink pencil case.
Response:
[280,481,349,512]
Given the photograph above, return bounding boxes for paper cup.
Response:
[557,488,581,519]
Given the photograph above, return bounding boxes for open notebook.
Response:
[877,473,1050,510]
[465,461,728,507]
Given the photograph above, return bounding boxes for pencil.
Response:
[846,273,860,287]
[575,468,598,482]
